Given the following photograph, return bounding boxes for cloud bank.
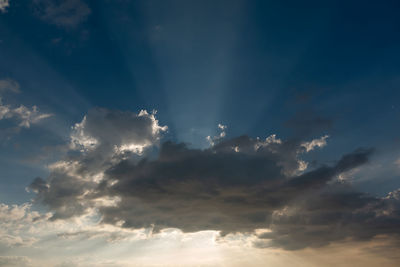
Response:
[29,108,400,251]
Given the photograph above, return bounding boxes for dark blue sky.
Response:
[1,0,400,203]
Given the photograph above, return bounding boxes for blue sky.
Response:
[1,1,400,266]
[2,0,400,201]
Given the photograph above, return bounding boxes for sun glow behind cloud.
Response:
[1,200,399,267]
[2,1,400,265]
[0,107,395,266]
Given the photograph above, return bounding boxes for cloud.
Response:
[255,186,400,250]
[30,108,167,220]
[0,79,52,134]
[70,108,167,154]
[206,123,227,146]
[0,201,221,266]
[0,256,32,267]
[301,135,329,152]
[9,105,52,128]
[27,109,400,251]
[0,0,9,13]
[0,203,48,248]
[0,79,20,93]
[97,145,375,236]
[33,0,91,28]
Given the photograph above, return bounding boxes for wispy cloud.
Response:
[0,79,52,139]
[33,0,91,28]
[0,79,20,93]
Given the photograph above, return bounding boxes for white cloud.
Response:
[206,123,227,146]
[301,135,329,152]
[0,203,46,247]
[69,116,98,152]
[0,79,52,131]
[12,105,52,128]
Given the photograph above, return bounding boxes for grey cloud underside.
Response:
[258,187,400,250]
[100,146,385,240]
[29,108,400,250]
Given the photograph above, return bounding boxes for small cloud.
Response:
[0,78,20,93]
[33,0,91,28]
[207,123,227,146]
[0,79,52,137]
[301,135,329,152]
[0,0,9,13]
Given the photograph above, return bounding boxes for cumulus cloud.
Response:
[0,79,52,133]
[97,146,376,236]
[27,108,400,251]
[33,0,91,28]
[70,108,167,154]
[30,108,167,220]
[0,0,9,13]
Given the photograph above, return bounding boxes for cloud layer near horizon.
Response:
[28,108,400,251]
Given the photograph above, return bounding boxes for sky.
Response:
[0,0,400,266]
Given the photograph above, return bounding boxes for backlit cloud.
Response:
[28,108,400,252]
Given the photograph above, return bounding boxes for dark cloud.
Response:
[33,0,91,28]
[30,174,92,220]
[98,144,373,234]
[256,187,400,250]
[28,108,400,250]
